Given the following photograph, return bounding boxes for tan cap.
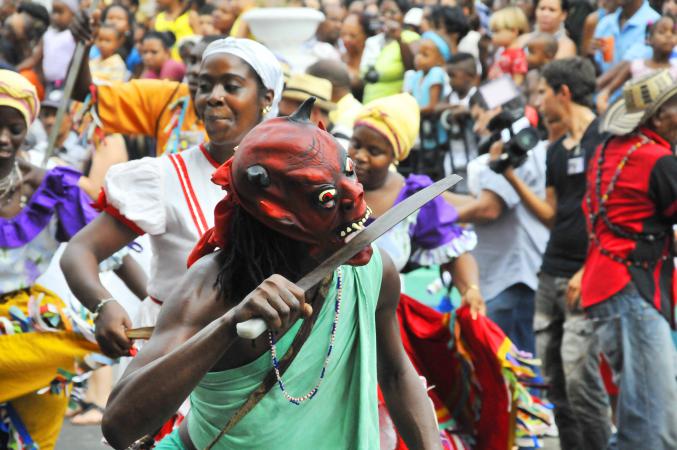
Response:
[601,69,677,136]
[282,73,336,112]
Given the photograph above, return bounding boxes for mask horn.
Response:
[246,165,270,187]
[289,97,316,123]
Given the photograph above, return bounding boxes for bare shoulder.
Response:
[156,253,227,331]
[126,253,227,370]
[377,248,401,311]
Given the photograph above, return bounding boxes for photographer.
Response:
[446,90,549,356]
[360,0,418,104]
[493,57,611,450]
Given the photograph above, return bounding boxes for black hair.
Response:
[433,5,470,40]
[645,16,674,40]
[17,2,49,39]
[537,0,569,12]
[101,4,135,58]
[542,57,596,108]
[377,0,411,14]
[306,59,351,89]
[447,52,477,76]
[198,3,215,15]
[98,22,123,39]
[215,205,309,303]
[360,11,382,37]
[142,30,176,49]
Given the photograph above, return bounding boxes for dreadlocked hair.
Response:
[215,205,309,303]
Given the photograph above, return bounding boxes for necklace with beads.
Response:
[586,133,670,269]
[0,161,25,207]
[269,267,342,405]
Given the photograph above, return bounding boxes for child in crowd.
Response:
[439,52,480,193]
[404,31,451,152]
[140,31,186,82]
[197,4,218,35]
[525,32,558,105]
[100,4,142,74]
[41,0,77,90]
[597,16,677,113]
[90,24,128,84]
[487,6,530,86]
[213,0,237,35]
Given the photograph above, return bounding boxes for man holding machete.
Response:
[102,99,446,449]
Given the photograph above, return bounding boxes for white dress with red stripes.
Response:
[102,144,223,329]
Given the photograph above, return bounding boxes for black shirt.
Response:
[541,118,607,278]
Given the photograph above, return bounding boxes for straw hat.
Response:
[601,69,677,136]
[282,73,336,112]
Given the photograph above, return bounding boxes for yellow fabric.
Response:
[329,93,363,129]
[154,11,196,60]
[97,80,204,155]
[11,390,70,450]
[90,54,128,84]
[0,285,98,402]
[354,93,420,162]
[0,69,40,127]
[0,285,98,450]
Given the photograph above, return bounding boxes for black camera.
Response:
[475,78,540,174]
[364,66,380,84]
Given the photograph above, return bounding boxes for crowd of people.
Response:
[0,0,676,448]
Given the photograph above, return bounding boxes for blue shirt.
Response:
[404,67,448,149]
[593,1,660,73]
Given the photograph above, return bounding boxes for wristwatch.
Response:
[92,298,116,322]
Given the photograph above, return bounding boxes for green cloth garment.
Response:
[184,248,383,449]
[362,30,420,105]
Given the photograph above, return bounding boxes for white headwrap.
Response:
[202,37,284,120]
[60,0,80,13]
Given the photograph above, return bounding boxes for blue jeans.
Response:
[586,283,677,450]
[534,272,611,450]
[486,283,535,355]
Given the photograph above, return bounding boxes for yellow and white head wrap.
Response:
[0,70,40,128]
[354,93,420,162]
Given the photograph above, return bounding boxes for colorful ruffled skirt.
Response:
[0,285,99,450]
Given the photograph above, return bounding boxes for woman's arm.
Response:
[376,250,443,450]
[446,252,485,319]
[113,254,148,301]
[78,134,129,199]
[419,84,442,116]
[61,213,139,357]
[555,36,577,59]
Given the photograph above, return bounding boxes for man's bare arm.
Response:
[103,256,309,449]
[376,249,442,450]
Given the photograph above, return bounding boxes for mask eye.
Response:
[345,157,355,176]
[317,188,337,209]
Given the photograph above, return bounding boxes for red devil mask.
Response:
[188,98,373,267]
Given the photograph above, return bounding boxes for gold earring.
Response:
[262,105,272,116]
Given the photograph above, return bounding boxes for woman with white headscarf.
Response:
[61,37,284,362]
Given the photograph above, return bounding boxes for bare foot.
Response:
[71,405,104,425]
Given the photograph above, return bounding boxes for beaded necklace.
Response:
[586,133,671,269]
[269,268,342,405]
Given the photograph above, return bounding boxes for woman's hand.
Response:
[462,285,486,320]
[596,89,610,115]
[95,300,134,358]
[230,275,311,334]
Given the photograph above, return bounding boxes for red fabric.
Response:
[599,354,619,396]
[581,128,674,314]
[393,295,512,450]
[92,189,145,236]
[187,158,238,267]
[489,47,528,78]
